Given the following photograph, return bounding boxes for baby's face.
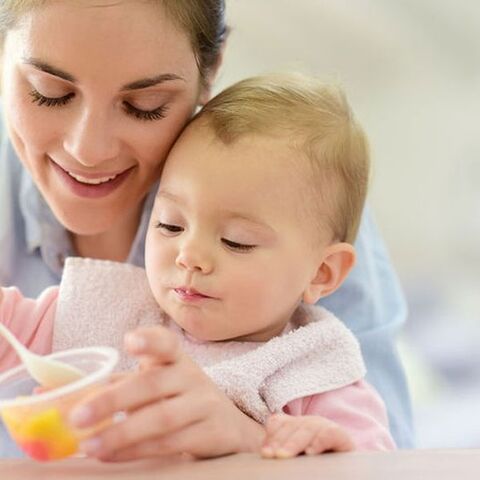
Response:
[145,125,328,342]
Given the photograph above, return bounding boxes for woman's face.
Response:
[1,1,207,235]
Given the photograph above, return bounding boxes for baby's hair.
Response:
[193,73,370,244]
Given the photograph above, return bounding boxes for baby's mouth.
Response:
[175,287,210,298]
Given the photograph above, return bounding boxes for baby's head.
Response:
[145,73,369,342]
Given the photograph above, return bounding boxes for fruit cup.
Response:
[0,346,118,461]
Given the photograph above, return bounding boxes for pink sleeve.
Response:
[0,286,58,373]
[283,379,396,451]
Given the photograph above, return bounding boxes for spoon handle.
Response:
[0,323,27,361]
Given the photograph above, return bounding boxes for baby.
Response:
[0,73,395,458]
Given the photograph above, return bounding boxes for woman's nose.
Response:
[175,240,214,274]
[63,107,121,167]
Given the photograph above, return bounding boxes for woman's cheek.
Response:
[6,96,61,157]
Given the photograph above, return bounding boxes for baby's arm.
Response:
[262,379,396,458]
[0,286,58,372]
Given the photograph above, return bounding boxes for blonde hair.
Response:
[194,73,370,244]
[0,0,226,85]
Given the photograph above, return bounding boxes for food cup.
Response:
[0,346,118,461]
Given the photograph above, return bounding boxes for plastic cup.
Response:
[0,346,119,461]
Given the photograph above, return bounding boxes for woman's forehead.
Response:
[7,1,186,47]
[4,1,199,85]
[12,1,179,38]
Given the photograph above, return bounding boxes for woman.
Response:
[0,0,413,458]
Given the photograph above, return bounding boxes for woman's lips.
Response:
[49,157,134,199]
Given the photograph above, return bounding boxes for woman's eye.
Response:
[123,102,169,121]
[222,238,256,252]
[29,89,75,107]
[155,222,183,235]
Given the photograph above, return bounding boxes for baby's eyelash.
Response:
[153,223,256,251]
[222,238,256,252]
[29,89,74,107]
[155,221,183,233]
[123,102,169,121]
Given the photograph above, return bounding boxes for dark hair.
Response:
[160,0,227,86]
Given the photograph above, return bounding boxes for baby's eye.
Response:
[155,222,183,235]
[222,238,256,252]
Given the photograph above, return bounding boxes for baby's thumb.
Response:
[124,326,181,366]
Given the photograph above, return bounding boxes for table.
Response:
[0,449,479,480]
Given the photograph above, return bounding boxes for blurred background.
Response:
[219,0,480,448]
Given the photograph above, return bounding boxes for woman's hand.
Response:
[68,326,265,461]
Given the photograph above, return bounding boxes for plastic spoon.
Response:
[0,323,85,388]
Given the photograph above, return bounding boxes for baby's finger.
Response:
[69,365,184,428]
[264,413,289,436]
[78,394,198,459]
[305,424,354,455]
[101,417,228,462]
[265,416,298,446]
[107,372,128,384]
[102,443,193,463]
[125,326,181,365]
[270,426,317,458]
[262,417,300,458]
[100,431,196,462]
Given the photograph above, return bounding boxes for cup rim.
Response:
[0,346,119,409]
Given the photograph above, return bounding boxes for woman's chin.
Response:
[54,208,121,237]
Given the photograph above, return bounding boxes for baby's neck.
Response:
[170,317,294,344]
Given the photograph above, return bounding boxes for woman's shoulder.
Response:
[0,106,23,183]
[0,105,36,287]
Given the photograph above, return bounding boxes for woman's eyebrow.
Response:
[22,57,185,90]
[122,73,185,91]
[23,58,76,82]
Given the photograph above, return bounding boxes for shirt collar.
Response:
[19,170,73,275]
[19,169,157,271]
[19,169,67,254]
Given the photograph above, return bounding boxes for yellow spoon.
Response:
[0,323,84,388]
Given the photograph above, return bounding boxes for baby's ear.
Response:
[302,243,356,304]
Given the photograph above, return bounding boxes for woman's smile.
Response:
[0,0,204,238]
[49,156,135,199]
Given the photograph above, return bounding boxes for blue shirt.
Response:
[0,119,414,455]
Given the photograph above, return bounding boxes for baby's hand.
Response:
[261,413,354,459]
[68,326,264,461]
